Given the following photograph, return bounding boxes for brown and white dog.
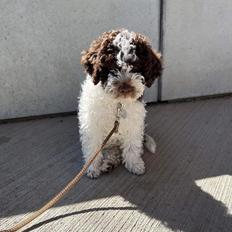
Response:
[78,29,162,178]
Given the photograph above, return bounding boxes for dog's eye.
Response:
[141,77,145,84]
[120,51,124,60]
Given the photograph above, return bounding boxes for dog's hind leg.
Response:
[100,146,122,173]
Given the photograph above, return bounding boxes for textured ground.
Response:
[0,97,232,232]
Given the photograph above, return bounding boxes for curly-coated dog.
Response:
[78,29,162,178]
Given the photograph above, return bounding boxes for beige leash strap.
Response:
[1,120,120,232]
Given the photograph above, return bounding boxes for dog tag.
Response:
[116,102,127,119]
[119,107,127,119]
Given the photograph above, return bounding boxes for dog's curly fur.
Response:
[78,29,162,178]
[81,30,162,87]
[81,30,120,85]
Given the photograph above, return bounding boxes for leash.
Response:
[1,103,123,232]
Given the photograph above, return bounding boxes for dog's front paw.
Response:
[124,158,145,175]
[86,166,101,179]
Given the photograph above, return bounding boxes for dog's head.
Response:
[81,29,162,100]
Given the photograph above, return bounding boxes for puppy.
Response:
[78,29,162,178]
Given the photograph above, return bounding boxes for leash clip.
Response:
[114,102,126,134]
[116,102,127,120]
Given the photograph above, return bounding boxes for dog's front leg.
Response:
[82,136,104,178]
[122,135,145,175]
[86,154,103,179]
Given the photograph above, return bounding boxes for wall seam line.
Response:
[157,0,165,102]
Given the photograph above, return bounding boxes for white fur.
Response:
[113,30,137,67]
[78,76,147,178]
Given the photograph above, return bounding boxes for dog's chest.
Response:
[79,78,146,140]
[98,100,146,141]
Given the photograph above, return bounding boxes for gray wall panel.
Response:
[0,0,160,119]
[162,1,232,100]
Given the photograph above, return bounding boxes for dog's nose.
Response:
[118,83,134,93]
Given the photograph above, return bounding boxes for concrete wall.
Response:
[162,0,232,100]
[1,1,232,119]
[0,0,160,120]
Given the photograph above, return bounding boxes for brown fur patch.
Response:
[80,30,120,85]
[131,33,163,87]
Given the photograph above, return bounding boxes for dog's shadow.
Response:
[1,102,232,232]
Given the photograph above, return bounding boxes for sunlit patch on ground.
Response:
[195,175,232,214]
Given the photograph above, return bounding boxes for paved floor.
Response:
[0,97,232,232]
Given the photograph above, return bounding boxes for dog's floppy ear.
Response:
[81,30,119,85]
[134,35,162,88]
[80,40,100,85]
